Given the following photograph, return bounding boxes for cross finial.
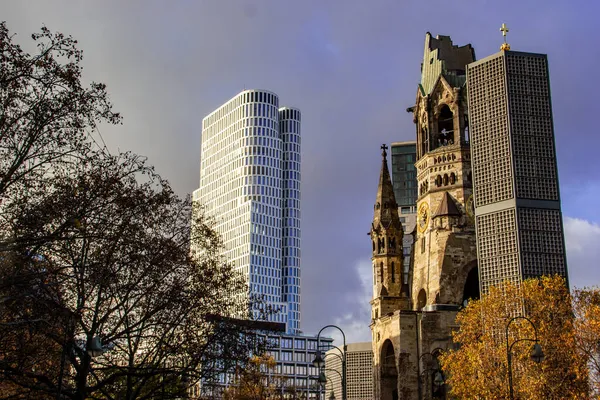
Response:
[381,144,388,158]
[500,23,511,51]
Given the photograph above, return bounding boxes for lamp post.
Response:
[505,316,545,400]
[317,368,342,400]
[312,325,346,400]
[56,335,108,400]
[313,351,343,400]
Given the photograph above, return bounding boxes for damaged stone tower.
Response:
[370,29,569,400]
[370,33,480,400]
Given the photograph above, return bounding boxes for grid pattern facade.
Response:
[391,142,418,208]
[201,334,333,399]
[475,209,520,293]
[265,334,333,398]
[325,343,373,400]
[506,53,559,201]
[467,55,512,208]
[391,142,417,287]
[194,90,301,333]
[467,51,568,293]
[519,208,566,279]
[280,108,301,333]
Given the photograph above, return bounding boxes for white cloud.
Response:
[564,216,600,289]
[329,258,373,345]
[326,216,600,345]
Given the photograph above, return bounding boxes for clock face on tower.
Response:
[417,202,430,234]
[466,194,475,220]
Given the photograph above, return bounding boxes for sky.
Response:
[2,0,599,345]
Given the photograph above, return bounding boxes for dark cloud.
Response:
[2,0,598,342]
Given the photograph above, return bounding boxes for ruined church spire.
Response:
[373,144,401,230]
[370,145,409,316]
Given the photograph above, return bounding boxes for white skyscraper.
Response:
[193,89,301,333]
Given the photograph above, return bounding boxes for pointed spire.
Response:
[433,192,461,217]
[373,144,401,230]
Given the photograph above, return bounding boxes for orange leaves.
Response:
[441,276,593,400]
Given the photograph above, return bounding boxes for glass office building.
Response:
[390,141,418,286]
[391,141,417,212]
[200,333,334,399]
[194,89,301,333]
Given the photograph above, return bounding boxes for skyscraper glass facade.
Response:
[391,141,417,211]
[194,89,301,333]
[390,141,417,286]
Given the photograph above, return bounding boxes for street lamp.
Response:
[317,369,342,400]
[56,335,109,400]
[87,336,105,357]
[505,316,545,400]
[312,325,347,400]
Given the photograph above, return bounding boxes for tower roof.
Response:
[433,192,462,217]
[373,145,401,230]
[420,33,475,95]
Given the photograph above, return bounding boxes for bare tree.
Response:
[0,22,264,400]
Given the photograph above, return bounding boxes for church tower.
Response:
[370,144,409,318]
[370,144,413,400]
[410,33,479,312]
[370,34,480,400]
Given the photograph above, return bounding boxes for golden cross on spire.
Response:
[500,23,511,51]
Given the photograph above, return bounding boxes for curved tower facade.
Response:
[194,89,301,333]
[279,107,302,333]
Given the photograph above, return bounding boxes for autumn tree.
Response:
[222,355,302,400]
[440,276,592,400]
[573,287,600,397]
[0,22,264,399]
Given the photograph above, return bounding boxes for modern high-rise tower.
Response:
[467,46,568,293]
[193,89,301,333]
[390,141,418,289]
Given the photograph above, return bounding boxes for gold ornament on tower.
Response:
[500,23,511,51]
[417,202,430,233]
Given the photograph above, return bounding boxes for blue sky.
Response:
[3,0,598,344]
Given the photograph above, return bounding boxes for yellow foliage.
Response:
[222,354,301,400]
[440,276,593,400]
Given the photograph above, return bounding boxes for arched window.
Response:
[380,339,398,400]
[443,174,449,186]
[391,262,395,283]
[372,241,376,253]
[380,262,384,283]
[417,289,427,311]
[462,265,480,306]
[450,172,456,184]
[436,105,454,149]
[435,175,442,187]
